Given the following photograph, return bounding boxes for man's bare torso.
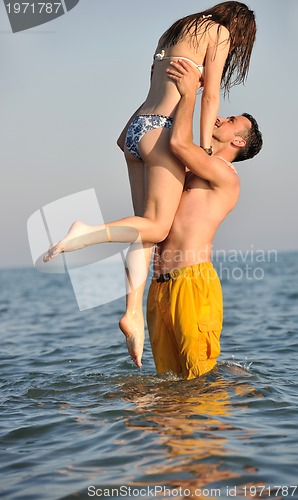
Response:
[157,167,240,274]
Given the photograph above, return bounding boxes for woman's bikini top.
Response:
[154,15,214,76]
[154,49,204,75]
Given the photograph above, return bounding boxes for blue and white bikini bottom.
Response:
[125,114,173,161]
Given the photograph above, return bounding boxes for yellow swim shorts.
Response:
[146,262,223,380]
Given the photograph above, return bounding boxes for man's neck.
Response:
[212,144,234,164]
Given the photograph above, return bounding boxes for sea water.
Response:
[0,252,298,499]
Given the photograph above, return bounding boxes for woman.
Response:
[44,2,256,367]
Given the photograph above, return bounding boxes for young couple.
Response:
[44,2,263,379]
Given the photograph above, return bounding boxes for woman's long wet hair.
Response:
[159,1,256,95]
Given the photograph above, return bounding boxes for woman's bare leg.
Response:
[43,129,185,367]
[125,153,146,217]
[119,241,154,367]
[119,130,185,366]
[118,152,148,366]
[43,129,184,257]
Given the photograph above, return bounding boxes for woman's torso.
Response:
[140,24,210,117]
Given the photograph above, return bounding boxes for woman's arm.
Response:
[168,59,238,188]
[200,24,230,150]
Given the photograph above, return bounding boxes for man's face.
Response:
[213,115,251,144]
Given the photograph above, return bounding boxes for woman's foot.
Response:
[119,312,145,368]
[43,220,97,262]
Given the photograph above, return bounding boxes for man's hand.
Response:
[167,59,202,97]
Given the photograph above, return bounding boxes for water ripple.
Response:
[1,256,298,499]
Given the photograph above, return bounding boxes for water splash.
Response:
[220,355,253,375]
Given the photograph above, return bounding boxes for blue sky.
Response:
[1,0,297,268]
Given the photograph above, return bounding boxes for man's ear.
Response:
[231,137,246,149]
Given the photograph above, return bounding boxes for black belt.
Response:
[156,273,171,283]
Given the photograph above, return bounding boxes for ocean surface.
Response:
[1,251,298,500]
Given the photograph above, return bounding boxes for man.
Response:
[146,60,263,379]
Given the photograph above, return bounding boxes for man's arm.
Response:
[167,60,237,187]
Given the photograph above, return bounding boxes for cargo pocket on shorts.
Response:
[198,323,221,359]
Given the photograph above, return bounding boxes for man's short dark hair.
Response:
[234,113,263,163]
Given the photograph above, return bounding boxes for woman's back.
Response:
[139,1,256,118]
[140,22,225,117]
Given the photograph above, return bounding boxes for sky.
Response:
[0,0,298,269]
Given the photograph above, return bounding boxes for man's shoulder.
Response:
[208,156,240,190]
